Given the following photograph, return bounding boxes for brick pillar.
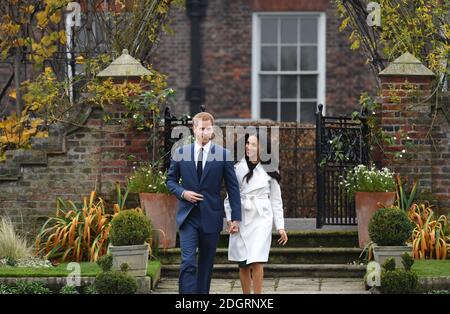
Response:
[95,49,154,195]
[378,52,435,191]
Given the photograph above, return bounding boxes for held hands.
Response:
[277,229,288,246]
[182,190,204,203]
[226,221,240,234]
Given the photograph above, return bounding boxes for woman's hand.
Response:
[227,221,239,234]
[277,229,288,246]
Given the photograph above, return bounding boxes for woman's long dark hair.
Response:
[242,132,281,184]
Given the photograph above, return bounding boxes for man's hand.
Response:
[182,191,204,203]
[227,221,239,234]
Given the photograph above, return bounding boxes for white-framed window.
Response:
[252,12,326,122]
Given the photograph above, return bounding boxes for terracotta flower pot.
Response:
[355,191,396,248]
[139,193,178,249]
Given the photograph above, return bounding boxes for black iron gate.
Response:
[315,104,370,228]
[162,104,369,223]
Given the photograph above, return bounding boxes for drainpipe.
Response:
[186,0,207,115]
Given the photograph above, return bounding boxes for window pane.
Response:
[300,47,317,71]
[301,18,317,43]
[261,47,277,71]
[281,18,297,44]
[280,75,297,99]
[281,102,297,121]
[300,102,317,123]
[281,47,297,71]
[261,75,277,99]
[300,75,317,98]
[261,18,277,44]
[261,102,277,120]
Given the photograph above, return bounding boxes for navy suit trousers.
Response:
[178,205,220,294]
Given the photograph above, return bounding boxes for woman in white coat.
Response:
[224,133,288,294]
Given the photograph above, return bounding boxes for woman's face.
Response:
[245,135,259,162]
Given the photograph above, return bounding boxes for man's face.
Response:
[193,119,214,145]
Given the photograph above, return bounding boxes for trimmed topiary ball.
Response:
[368,207,413,246]
[382,257,396,271]
[94,271,138,294]
[96,254,113,272]
[109,210,152,246]
[380,269,418,294]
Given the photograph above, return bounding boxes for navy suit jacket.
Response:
[166,142,241,233]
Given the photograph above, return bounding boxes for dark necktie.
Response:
[197,147,203,181]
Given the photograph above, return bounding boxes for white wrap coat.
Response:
[224,158,285,264]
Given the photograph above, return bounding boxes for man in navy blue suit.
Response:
[166,112,242,294]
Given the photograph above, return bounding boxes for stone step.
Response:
[157,247,362,265]
[152,277,369,294]
[174,230,359,248]
[161,264,366,279]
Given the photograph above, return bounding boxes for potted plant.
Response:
[368,254,418,293]
[94,254,138,294]
[341,164,396,248]
[368,206,413,267]
[127,163,178,248]
[108,209,152,277]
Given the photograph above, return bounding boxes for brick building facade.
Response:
[151,0,376,120]
[1,1,448,236]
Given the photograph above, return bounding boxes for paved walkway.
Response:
[152,277,370,294]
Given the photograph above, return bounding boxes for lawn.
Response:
[0,260,161,280]
[412,260,450,277]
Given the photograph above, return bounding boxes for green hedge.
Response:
[110,210,152,246]
[369,207,413,245]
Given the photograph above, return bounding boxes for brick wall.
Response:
[431,93,450,211]
[151,0,376,119]
[0,104,151,238]
[0,108,318,238]
[379,59,450,211]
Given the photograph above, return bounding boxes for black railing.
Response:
[315,104,370,228]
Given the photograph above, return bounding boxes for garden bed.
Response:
[0,260,161,293]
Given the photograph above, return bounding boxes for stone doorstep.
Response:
[152,277,370,294]
[159,248,362,266]
[153,276,450,294]
[161,264,367,279]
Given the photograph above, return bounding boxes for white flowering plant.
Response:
[0,257,52,268]
[340,164,396,199]
[127,163,170,194]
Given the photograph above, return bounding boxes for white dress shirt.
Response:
[194,140,211,170]
[181,141,211,200]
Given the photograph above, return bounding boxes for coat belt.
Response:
[241,194,269,224]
